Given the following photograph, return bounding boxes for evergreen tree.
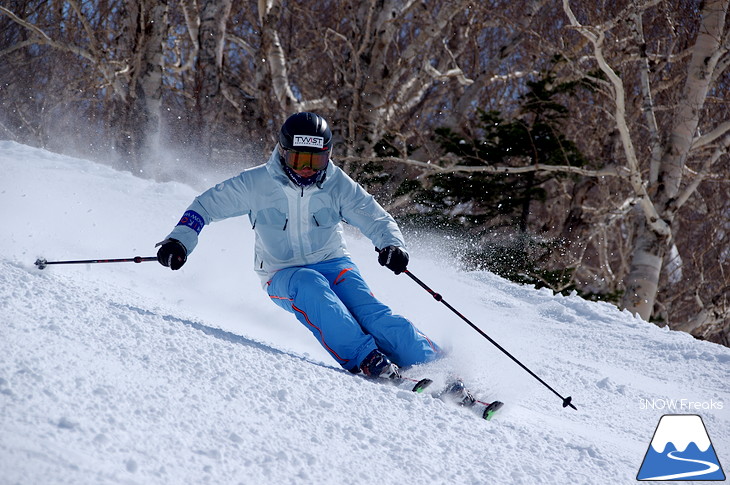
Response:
[407,73,589,288]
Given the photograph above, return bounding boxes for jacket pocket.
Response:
[254,207,293,260]
[310,207,341,249]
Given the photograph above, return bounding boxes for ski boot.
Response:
[359,349,401,380]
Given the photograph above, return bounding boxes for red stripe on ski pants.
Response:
[267,257,441,371]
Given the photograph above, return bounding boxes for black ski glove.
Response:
[156,239,187,270]
[378,246,409,274]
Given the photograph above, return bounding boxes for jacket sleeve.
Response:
[334,169,406,250]
[165,174,251,254]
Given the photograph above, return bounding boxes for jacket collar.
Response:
[264,146,334,188]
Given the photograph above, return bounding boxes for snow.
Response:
[0,140,728,484]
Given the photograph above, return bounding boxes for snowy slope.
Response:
[0,140,728,485]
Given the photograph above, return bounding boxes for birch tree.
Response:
[191,0,234,159]
[562,0,730,322]
[114,0,169,171]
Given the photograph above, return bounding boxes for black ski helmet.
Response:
[278,112,333,154]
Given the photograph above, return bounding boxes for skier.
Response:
[156,112,442,380]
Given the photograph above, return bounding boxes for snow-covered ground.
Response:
[1,140,728,484]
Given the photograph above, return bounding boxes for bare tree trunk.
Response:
[135,0,168,159]
[621,216,667,318]
[115,0,168,174]
[194,0,233,159]
[258,0,298,114]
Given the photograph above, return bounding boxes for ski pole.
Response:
[35,256,157,269]
[404,269,577,410]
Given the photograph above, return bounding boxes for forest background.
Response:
[1,0,729,346]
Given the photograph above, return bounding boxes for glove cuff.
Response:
[156,238,187,253]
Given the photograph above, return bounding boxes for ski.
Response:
[396,376,434,393]
[361,373,434,393]
[367,375,503,419]
[474,399,505,421]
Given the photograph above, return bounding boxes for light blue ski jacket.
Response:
[165,148,406,286]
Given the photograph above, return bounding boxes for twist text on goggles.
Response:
[281,147,329,171]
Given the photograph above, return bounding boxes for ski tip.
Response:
[482,401,504,420]
[412,378,433,393]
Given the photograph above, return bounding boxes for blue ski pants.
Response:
[267,257,441,371]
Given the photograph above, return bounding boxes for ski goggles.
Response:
[280,146,330,172]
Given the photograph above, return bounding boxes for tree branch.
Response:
[677,132,730,208]
[338,155,628,178]
[0,5,126,100]
[0,39,35,58]
[630,10,663,185]
[563,0,671,239]
[693,120,730,150]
